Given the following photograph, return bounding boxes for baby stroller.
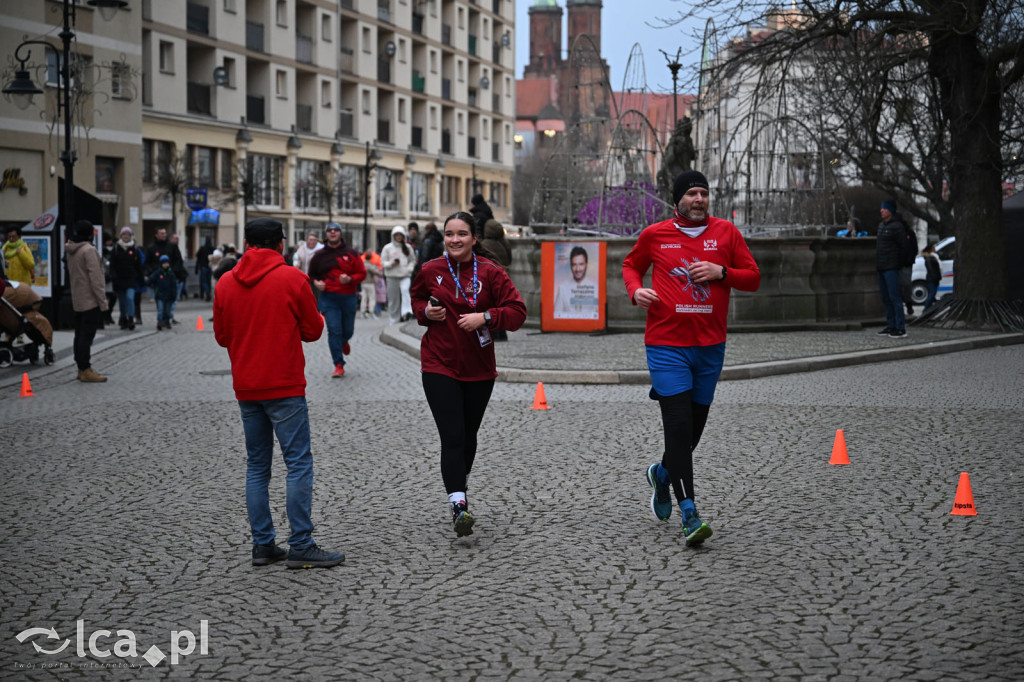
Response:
[0,278,55,368]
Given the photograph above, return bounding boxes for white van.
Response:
[910,236,955,304]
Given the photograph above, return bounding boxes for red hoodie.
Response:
[214,247,324,400]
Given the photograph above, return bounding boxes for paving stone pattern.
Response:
[1,306,1022,680]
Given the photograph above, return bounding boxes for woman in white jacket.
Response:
[380,225,416,323]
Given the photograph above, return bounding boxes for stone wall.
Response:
[506,236,882,327]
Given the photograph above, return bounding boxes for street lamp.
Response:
[362,141,382,250]
[660,48,683,127]
[2,0,128,254]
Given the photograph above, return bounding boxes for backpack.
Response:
[899,225,918,267]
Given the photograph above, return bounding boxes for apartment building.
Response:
[141,0,516,256]
[0,1,143,243]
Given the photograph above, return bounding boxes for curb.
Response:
[379,324,1024,384]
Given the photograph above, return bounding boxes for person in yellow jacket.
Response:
[3,226,35,285]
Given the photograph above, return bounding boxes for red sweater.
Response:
[307,244,367,294]
[411,255,527,380]
[214,248,324,400]
[622,216,760,347]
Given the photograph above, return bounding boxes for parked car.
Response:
[910,236,955,304]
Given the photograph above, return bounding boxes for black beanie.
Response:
[672,170,709,205]
[245,218,284,247]
[72,219,95,242]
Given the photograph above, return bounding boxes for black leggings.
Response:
[422,372,495,495]
[658,390,711,503]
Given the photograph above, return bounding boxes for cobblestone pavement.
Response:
[1,303,1023,680]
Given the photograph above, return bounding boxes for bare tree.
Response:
[155,148,188,234]
[664,0,1024,327]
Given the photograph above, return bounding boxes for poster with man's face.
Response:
[553,241,599,320]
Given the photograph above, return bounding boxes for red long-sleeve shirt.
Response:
[307,244,366,294]
[622,216,760,347]
[411,255,527,380]
[214,248,324,400]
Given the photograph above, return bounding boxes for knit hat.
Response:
[881,200,896,213]
[672,171,710,205]
[160,255,170,262]
[245,218,284,247]
[119,226,133,236]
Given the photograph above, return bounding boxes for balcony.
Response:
[492,43,501,65]
[442,129,451,154]
[378,0,391,22]
[378,58,392,84]
[377,119,391,144]
[468,136,476,158]
[493,93,500,113]
[468,87,477,108]
[296,35,313,64]
[339,109,354,137]
[340,46,355,73]
[247,95,265,124]
[412,126,423,149]
[442,24,451,46]
[468,35,477,56]
[186,2,209,35]
[341,0,354,9]
[296,104,312,133]
[412,12,424,35]
[412,70,425,93]
[442,78,451,101]
[246,21,264,52]
[492,142,500,163]
[187,81,211,115]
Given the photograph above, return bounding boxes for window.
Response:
[276,70,287,98]
[276,0,287,27]
[409,172,430,214]
[223,0,236,11]
[362,27,372,53]
[110,63,130,99]
[430,49,438,73]
[321,14,332,41]
[398,38,406,62]
[248,154,283,206]
[441,175,459,204]
[142,140,153,183]
[223,57,236,88]
[398,98,407,123]
[321,80,331,107]
[197,147,214,187]
[158,40,174,73]
[457,59,464,82]
[457,7,464,29]
[430,105,438,130]
[457,112,464,135]
[95,157,117,193]
[361,89,371,114]
[375,169,400,213]
[296,159,328,211]
[220,149,234,189]
[337,165,363,212]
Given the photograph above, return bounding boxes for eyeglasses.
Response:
[326,227,341,232]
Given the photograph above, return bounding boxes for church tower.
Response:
[524,0,563,78]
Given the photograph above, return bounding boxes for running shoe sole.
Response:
[684,522,713,547]
[646,464,672,522]
[454,510,475,537]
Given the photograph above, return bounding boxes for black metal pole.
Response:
[362,141,370,250]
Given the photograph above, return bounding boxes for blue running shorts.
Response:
[646,343,726,405]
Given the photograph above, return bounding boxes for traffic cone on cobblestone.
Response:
[829,429,850,465]
[951,472,977,516]
[196,316,205,331]
[531,382,550,410]
[19,373,33,397]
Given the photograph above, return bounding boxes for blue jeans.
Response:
[239,396,315,549]
[199,266,212,296]
[924,281,939,310]
[319,291,357,366]
[156,299,173,324]
[116,287,135,320]
[877,269,905,331]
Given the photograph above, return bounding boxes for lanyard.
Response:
[444,252,478,310]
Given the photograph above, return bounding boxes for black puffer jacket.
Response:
[109,241,143,290]
[876,216,905,272]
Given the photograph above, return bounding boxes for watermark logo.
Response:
[14,620,209,668]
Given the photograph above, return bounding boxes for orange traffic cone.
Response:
[531,382,550,410]
[20,373,33,397]
[196,315,205,331]
[950,472,977,516]
[829,429,850,465]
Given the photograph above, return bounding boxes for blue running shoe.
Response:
[285,544,346,569]
[682,509,712,546]
[646,463,672,521]
[452,501,475,537]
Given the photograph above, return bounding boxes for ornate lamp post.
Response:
[3,0,129,243]
[362,141,382,250]
[660,48,683,127]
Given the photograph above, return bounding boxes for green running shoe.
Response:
[682,509,712,546]
[646,463,672,521]
[452,501,475,537]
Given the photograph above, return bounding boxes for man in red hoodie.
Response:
[623,170,761,547]
[307,222,366,378]
[214,218,344,569]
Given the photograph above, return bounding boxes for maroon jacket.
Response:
[307,243,366,295]
[411,254,526,380]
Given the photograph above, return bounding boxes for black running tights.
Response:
[422,372,495,495]
[658,390,711,503]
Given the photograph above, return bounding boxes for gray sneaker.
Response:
[286,544,345,569]
[251,543,287,566]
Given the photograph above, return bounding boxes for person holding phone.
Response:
[411,212,527,537]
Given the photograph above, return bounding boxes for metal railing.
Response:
[296,104,313,132]
[412,71,425,93]
[296,35,313,64]
[377,119,391,144]
[187,81,211,115]
[339,109,354,137]
[246,21,264,52]
[378,58,392,84]
[186,2,209,35]
[442,78,451,101]
[412,126,423,149]
[247,95,265,124]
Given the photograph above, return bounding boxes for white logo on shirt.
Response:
[660,243,682,249]
[703,239,718,251]
[435,275,443,286]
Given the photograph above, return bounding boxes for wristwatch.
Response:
[720,266,727,280]
[483,310,493,327]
